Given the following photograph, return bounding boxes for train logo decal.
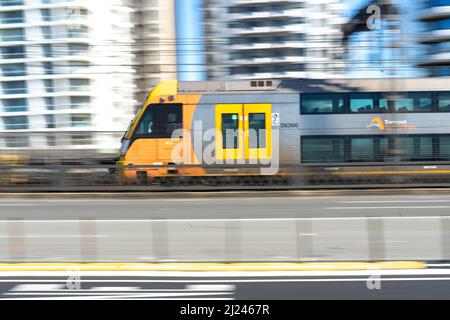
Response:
[368,117,385,131]
[368,117,416,131]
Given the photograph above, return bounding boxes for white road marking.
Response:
[90,287,140,291]
[186,284,235,291]
[4,292,234,299]
[326,206,450,210]
[13,284,65,291]
[4,297,234,301]
[340,200,450,204]
[428,264,450,267]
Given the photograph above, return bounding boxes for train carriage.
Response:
[117,78,450,185]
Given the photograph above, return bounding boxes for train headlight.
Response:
[120,140,131,156]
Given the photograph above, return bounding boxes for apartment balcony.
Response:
[230,55,307,66]
[418,52,450,67]
[230,41,306,51]
[229,8,304,21]
[229,0,300,6]
[420,29,450,43]
[419,6,450,22]
[232,26,306,38]
[0,1,91,12]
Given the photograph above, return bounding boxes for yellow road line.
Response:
[0,261,426,272]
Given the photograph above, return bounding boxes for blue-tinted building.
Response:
[419,0,450,76]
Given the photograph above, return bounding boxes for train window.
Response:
[133,104,182,138]
[395,136,434,161]
[222,113,239,149]
[350,137,375,162]
[380,92,432,113]
[438,92,450,111]
[394,96,414,113]
[248,113,266,149]
[301,137,345,163]
[413,93,433,112]
[301,135,445,164]
[301,93,344,114]
[438,136,450,161]
[350,93,378,113]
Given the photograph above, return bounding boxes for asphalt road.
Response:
[2,193,450,220]
[1,269,450,300]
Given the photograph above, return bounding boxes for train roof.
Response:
[178,78,450,94]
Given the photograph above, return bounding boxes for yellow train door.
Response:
[215,104,272,163]
[244,104,272,161]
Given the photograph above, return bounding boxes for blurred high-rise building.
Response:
[0,0,137,160]
[419,0,450,76]
[133,0,177,102]
[204,0,347,80]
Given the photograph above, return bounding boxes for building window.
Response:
[301,93,344,114]
[42,44,52,57]
[70,96,90,109]
[2,98,27,112]
[5,136,28,148]
[0,28,25,41]
[70,79,90,91]
[68,43,89,55]
[3,115,28,130]
[44,97,54,110]
[43,62,54,75]
[2,80,27,94]
[67,25,88,38]
[71,114,91,127]
[69,61,90,73]
[1,63,26,77]
[0,10,24,24]
[71,134,91,145]
[41,8,51,22]
[66,7,88,20]
[44,114,55,128]
[1,0,24,6]
[44,79,54,93]
[0,45,25,59]
[46,135,56,147]
[41,26,51,39]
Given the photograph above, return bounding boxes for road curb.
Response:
[0,262,427,272]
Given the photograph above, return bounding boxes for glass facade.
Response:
[422,0,450,76]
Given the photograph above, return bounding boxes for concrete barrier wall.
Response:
[0,217,447,262]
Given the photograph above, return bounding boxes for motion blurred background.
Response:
[0,0,448,186]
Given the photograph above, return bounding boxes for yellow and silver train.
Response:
[118,78,450,185]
